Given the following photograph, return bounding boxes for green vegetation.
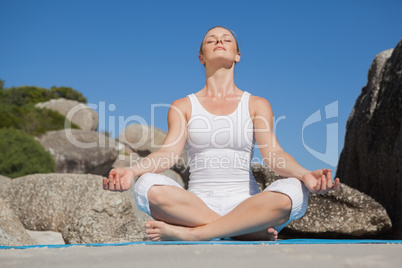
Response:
[0,128,55,178]
[0,85,87,106]
[0,104,80,136]
[0,80,87,178]
[50,86,87,103]
[0,81,83,135]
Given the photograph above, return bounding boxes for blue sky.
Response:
[1,0,401,173]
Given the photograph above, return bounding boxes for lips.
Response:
[214,46,226,51]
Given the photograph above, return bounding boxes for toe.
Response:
[145,220,164,229]
[145,220,157,229]
[147,233,160,240]
[146,229,157,235]
[267,227,276,234]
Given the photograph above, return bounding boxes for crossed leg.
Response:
[147,185,221,227]
[145,185,290,241]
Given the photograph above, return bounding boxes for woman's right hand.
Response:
[103,167,136,191]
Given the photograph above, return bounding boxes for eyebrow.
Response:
[205,34,233,39]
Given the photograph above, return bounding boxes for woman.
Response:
[103,26,340,241]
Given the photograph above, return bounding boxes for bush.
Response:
[50,86,87,103]
[0,85,87,105]
[0,128,55,178]
[0,104,80,136]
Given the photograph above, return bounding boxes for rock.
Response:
[0,197,36,246]
[171,154,190,189]
[251,163,287,192]
[0,173,147,243]
[26,230,65,245]
[36,98,99,131]
[118,124,190,185]
[285,184,392,238]
[0,175,11,186]
[112,151,141,169]
[336,40,402,239]
[38,129,119,176]
[252,163,392,238]
[118,124,168,156]
[123,183,152,231]
[62,213,147,244]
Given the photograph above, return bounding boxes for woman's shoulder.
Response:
[248,94,273,116]
[170,95,192,121]
[171,95,191,106]
[249,94,272,108]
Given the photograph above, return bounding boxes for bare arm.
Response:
[251,96,339,194]
[103,98,189,191]
[131,99,188,175]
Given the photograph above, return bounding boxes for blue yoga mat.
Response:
[1,239,402,249]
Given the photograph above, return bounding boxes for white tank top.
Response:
[185,91,259,195]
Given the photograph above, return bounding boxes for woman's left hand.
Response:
[302,169,340,194]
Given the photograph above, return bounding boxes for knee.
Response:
[264,191,292,220]
[276,193,292,223]
[277,193,292,212]
[147,185,168,206]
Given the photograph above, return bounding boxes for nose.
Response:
[215,39,224,45]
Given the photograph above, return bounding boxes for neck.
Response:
[203,64,238,97]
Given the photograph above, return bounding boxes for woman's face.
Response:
[199,27,240,67]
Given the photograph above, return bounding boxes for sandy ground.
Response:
[1,231,401,268]
[1,243,402,268]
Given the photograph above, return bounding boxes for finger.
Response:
[327,175,334,189]
[320,175,327,192]
[118,176,125,191]
[120,176,125,191]
[115,178,121,191]
[102,177,108,190]
[315,176,322,192]
[108,173,116,191]
[326,169,332,180]
[328,177,341,192]
[334,178,341,190]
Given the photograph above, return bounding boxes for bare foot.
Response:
[145,221,278,242]
[231,227,278,241]
[145,220,198,241]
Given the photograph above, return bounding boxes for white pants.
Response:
[134,173,309,232]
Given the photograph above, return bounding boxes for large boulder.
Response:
[62,213,146,244]
[36,98,99,131]
[38,129,118,176]
[118,124,190,185]
[0,175,11,185]
[0,173,147,243]
[0,198,36,246]
[252,163,392,238]
[336,40,402,239]
[118,124,168,156]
